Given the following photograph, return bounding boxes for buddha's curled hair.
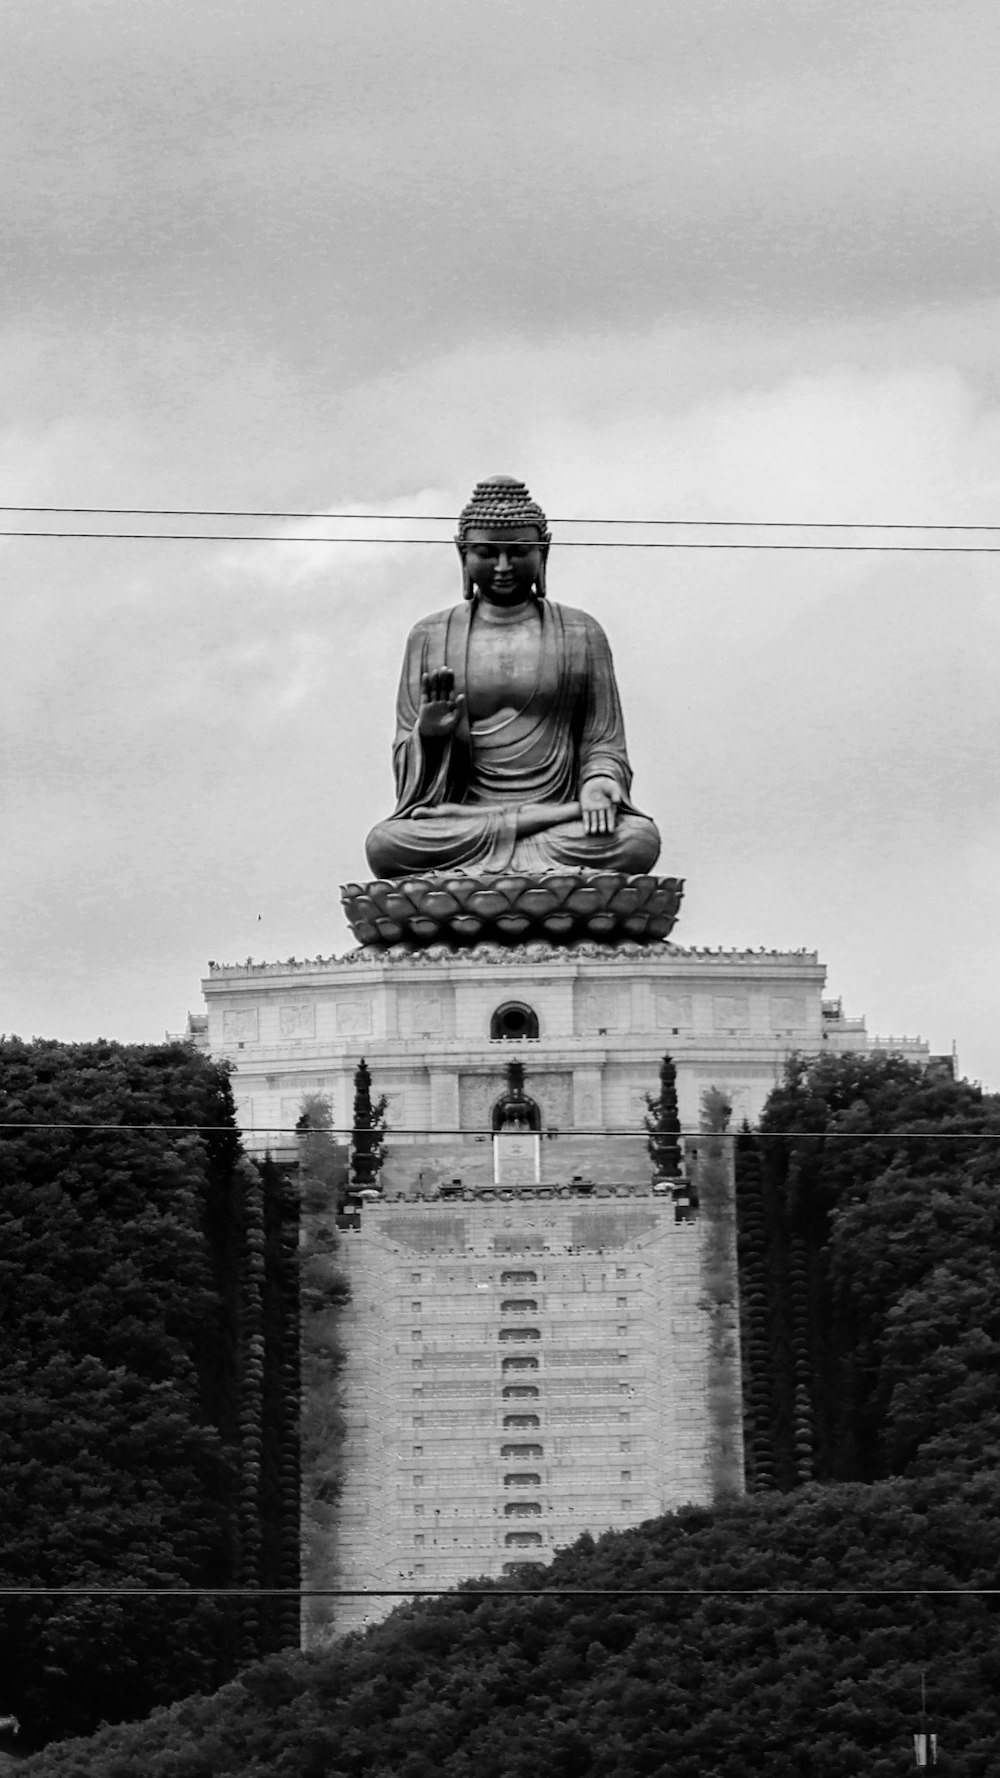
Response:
[455,475,551,546]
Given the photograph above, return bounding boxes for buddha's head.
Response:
[455,475,550,604]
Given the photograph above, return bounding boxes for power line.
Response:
[2,530,1000,552]
[1,505,998,531]
[0,1123,996,1138]
[0,1585,995,1598]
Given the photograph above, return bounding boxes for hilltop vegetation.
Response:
[0,1039,299,1745]
[737,1053,1000,1490]
[21,1471,1000,1777]
[6,1047,1000,1771]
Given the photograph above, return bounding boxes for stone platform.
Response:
[194,939,895,1182]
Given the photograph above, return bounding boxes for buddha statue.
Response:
[364,475,661,881]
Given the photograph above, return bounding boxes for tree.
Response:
[350,1059,388,1188]
[0,1038,243,1744]
[295,1093,349,1213]
[19,1472,1000,1777]
[0,1037,301,1747]
[736,1051,1000,1489]
[295,1096,351,1646]
[643,1054,682,1178]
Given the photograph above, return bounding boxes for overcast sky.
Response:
[3,0,1000,1086]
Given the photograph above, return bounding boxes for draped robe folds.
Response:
[364,599,661,878]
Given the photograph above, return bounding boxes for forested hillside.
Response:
[21,1471,1000,1777]
[0,1039,300,1746]
[736,1053,1000,1490]
[8,1047,1000,1771]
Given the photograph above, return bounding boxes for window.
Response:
[413,1446,423,1457]
[501,1443,543,1459]
[504,1501,542,1517]
[502,1355,539,1371]
[501,1270,538,1286]
[504,1413,540,1428]
[616,1267,626,1279]
[499,1327,540,1342]
[503,1561,545,1574]
[501,1298,538,1314]
[411,1300,422,1312]
[616,1296,627,1308]
[504,1531,543,1547]
[503,1384,540,1399]
[504,1472,541,1487]
[491,1001,539,1041]
[620,1470,632,1481]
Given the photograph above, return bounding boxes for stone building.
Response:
[195,940,924,1174]
[190,938,927,1643]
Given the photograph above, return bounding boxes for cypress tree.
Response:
[643,1053,682,1178]
[350,1059,387,1188]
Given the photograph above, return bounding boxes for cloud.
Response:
[4,0,1000,363]
[3,309,1000,1085]
[3,0,1000,1079]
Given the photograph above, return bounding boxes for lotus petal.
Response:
[542,913,575,935]
[375,918,405,943]
[423,891,460,919]
[586,913,617,935]
[451,914,484,939]
[518,887,558,916]
[495,914,531,937]
[541,875,579,904]
[469,889,513,919]
[623,913,650,936]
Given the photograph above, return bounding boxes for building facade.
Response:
[188,938,928,1643]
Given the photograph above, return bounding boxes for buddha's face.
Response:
[463,526,545,605]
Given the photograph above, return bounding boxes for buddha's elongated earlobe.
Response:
[535,547,549,601]
[455,538,475,601]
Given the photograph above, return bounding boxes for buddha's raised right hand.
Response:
[417,667,466,740]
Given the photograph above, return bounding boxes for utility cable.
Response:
[0,1123,996,1138]
[2,505,998,531]
[3,530,1000,551]
[0,1585,995,1598]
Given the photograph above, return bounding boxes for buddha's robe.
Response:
[364,599,661,878]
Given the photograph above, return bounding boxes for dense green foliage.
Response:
[349,1060,386,1187]
[9,1045,1000,1768]
[737,1052,1000,1491]
[22,1471,1000,1776]
[0,1039,299,1747]
[295,1097,351,1644]
[643,1053,681,1178]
